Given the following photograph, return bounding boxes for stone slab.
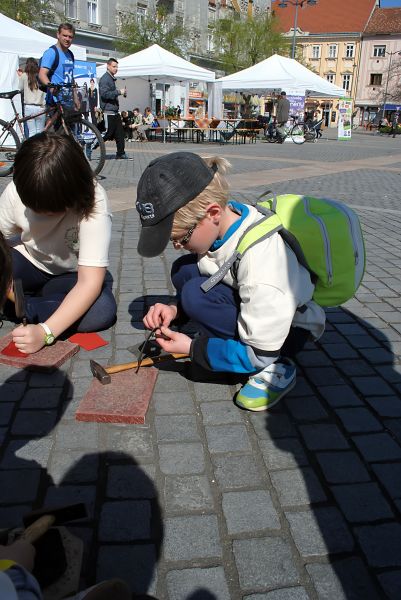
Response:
[0,333,79,371]
[75,367,158,424]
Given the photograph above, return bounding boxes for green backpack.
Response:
[201,194,365,307]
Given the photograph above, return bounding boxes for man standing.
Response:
[276,91,290,143]
[38,23,76,107]
[99,58,128,160]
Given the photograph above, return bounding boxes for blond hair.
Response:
[172,156,231,237]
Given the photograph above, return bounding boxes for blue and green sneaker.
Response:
[235,358,296,411]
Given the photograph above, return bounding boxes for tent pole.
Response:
[163,84,166,144]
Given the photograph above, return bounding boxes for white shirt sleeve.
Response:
[0,183,21,238]
[77,184,112,267]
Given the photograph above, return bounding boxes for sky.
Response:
[380,0,401,6]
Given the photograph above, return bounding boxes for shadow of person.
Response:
[0,369,163,597]
[260,307,401,599]
[186,590,217,600]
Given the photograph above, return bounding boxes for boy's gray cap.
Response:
[136,152,216,257]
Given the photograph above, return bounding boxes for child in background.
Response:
[0,132,116,354]
[136,152,325,411]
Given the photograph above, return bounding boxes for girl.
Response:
[18,58,46,138]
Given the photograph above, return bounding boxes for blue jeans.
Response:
[8,248,116,332]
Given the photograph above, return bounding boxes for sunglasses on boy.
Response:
[170,223,197,247]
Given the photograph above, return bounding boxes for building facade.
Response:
[356,7,401,126]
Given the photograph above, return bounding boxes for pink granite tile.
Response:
[75,367,158,424]
[0,333,80,371]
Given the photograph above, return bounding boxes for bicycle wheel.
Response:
[305,126,317,143]
[66,118,105,176]
[0,119,21,176]
[291,123,305,145]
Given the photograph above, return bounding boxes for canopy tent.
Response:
[218,54,345,97]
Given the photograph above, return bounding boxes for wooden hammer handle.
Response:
[21,515,56,543]
[105,353,189,375]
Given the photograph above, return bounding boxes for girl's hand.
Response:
[12,324,47,354]
[0,540,36,572]
[143,303,178,330]
[155,326,191,356]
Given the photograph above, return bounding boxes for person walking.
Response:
[18,58,46,137]
[276,91,290,144]
[98,58,128,159]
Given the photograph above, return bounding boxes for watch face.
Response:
[45,334,55,345]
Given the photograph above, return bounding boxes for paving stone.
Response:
[299,424,349,450]
[166,567,231,600]
[244,589,310,600]
[222,490,280,534]
[200,400,244,424]
[318,385,363,407]
[378,570,401,600]
[271,468,326,506]
[192,381,232,401]
[303,367,344,386]
[355,523,401,567]
[337,359,376,377]
[99,500,151,541]
[372,463,401,498]
[365,396,401,417]
[164,515,221,561]
[0,333,79,370]
[335,407,382,433]
[322,343,359,359]
[1,438,53,470]
[153,391,195,414]
[250,412,296,439]
[233,537,299,589]
[259,437,309,470]
[286,507,354,557]
[306,558,380,600]
[97,544,157,596]
[155,415,200,442]
[296,350,333,366]
[107,465,156,499]
[353,433,401,462]
[205,424,252,453]
[331,482,394,522]
[44,485,97,519]
[1,382,27,403]
[102,426,153,460]
[358,347,394,363]
[212,454,264,489]
[29,370,68,387]
[49,450,99,485]
[316,451,370,484]
[0,469,40,503]
[11,410,57,437]
[352,377,394,396]
[0,402,14,425]
[159,442,205,475]
[385,419,401,444]
[55,419,99,449]
[286,377,314,397]
[347,334,382,348]
[284,396,328,421]
[0,505,32,528]
[164,475,214,512]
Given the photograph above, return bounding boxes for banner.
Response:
[338,97,353,141]
[73,61,98,122]
[287,93,305,122]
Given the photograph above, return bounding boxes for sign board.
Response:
[338,97,353,141]
[287,93,305,122]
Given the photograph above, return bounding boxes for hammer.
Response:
[90,352,189,385]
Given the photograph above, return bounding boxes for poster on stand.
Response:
[287,93,305,123]
[74,60,98,122]
[338,97,353,140]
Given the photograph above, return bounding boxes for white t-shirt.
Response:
[0,182,112,275]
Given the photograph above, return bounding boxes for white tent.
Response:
[218,54,345,97]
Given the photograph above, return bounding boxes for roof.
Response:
[364,7,401,35]
[272,0,377,35]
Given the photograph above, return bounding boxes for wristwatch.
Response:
[39,322,55,346]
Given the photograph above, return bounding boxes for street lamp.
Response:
[278,0,318,60]
[381,50,401,120]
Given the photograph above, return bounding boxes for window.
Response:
[207,32,214,52]
[326,73,335,83]
[370,73,383,86]
[312,45,321,59]
[65,0,77,19]
[342,74,351,90]
[373,45,386,57]
[208,7,216,22]
[328,44,337,59]
[345,44,355,58]
[87,0,98,23]
[137,4,147,24]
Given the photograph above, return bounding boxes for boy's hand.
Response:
[143,303,178,330]
[0,540,36,572]
[155,326,191,356]
[12,324,46,354]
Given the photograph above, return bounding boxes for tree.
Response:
[374,56,401,108]
[211,12,288,74]
[0,0,56,27]
[116,6,187,57]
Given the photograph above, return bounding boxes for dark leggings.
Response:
[171,254,309,359]
[7,248,116,332]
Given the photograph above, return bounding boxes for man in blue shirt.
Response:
[38,23,75,107]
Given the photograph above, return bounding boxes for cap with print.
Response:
[136,152,216,257]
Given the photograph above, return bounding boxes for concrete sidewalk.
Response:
[1,135,401,599]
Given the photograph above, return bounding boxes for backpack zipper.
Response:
[326,200,360,265]
[303,197,333,285]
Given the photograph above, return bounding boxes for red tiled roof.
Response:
[364,8,401,34]
[272,0,377,34]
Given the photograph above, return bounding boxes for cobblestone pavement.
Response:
[1,131,401,599]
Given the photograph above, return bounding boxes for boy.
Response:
[0,132,116,354]
[136,152,325,411]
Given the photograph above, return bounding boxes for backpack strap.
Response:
[200,214,283,292]
[47,45,60,79]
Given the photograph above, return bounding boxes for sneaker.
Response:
[115,153,130,159]
[235,358,296,411]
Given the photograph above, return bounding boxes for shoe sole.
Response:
[235,377,296,412]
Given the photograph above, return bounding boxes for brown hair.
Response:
[58,22,75,35]
[0,232,12,310]
[13,132,95,219]
[25,57,39,92]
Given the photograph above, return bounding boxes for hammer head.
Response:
[90,359,111,385]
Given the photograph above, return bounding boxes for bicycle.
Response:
[265,115,309,145]
[0,83,106,177]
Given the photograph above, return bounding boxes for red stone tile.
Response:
[0,333,79,371]
[75,367,159,424]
